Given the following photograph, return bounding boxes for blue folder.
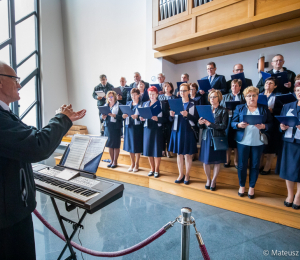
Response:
[231,72,247,89]
[124,87,133,92]
[98,105,111,115]
[257,95,268,106]
[137,107,153,119]
[225,101,240,111]
[275,116,299,127]
[197,79,211,93]
[243,115,263,125]
[261,71,289,86]
[112,87,122,95]
[119,105,134,116]
[176,81,187,90]
[196,105,215,123]
[168,98,184,115]
[150,100,162,116]
[151,84,162,92]
[276,93,297,105]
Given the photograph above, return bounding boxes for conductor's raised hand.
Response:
[170,111,175,117]
[57,104,86,122]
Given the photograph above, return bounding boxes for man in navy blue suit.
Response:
[200,62,227,95]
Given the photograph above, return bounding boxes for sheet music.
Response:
[96,91,105,97]
[64,135,90,169]
[56,169,79,181]
[80,137,106,170]
[70,176,100,188]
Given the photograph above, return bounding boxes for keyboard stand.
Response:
[51,197,87,260]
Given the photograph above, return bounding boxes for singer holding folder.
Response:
[140,86,167,178]
[277,83,300,210]
[259,77,283,175]
[231,87,273,199]
[122,88,143,172]
[169,83,199,185]
[198,90,228,191]
[100,91,123,168]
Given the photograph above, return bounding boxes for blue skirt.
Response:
[199,130,226,164]
[279,141,300,182]
[104,126,121,148]
[143,127,163,157]
[123,125,143,153]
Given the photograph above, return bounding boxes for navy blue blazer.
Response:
[141,100,167,128]
[231,103,273,142]
[280,101,300,144]
[124,100,143,127]
[201,74,227,94]
[100,103,123,129]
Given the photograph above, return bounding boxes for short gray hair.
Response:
[133,72,141,76]
[99,74,107,79]
[120,76,127,81]
[157,73,165,77]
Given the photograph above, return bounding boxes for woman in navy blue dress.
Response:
[169,83,199,185]
[259,77,283,175]
[278,80,300,210]
[100,91,123,168]
[158,82,177,158]
[198,90,228,191]
[122,88,143,172]
[140,86,167,178]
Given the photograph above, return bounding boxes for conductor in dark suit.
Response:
[0,61,86,260]
[117,77,129,105]
[256,54,296,94]
[199,62,227,104]
[226,64,253,93]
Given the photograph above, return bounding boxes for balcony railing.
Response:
[159,0,212,21]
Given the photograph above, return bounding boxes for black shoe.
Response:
[259,166,264,173]
[107,164,112,168]
[261,169,271,175]
[224,160,231,168]
[175,176,185,184]
[210,184,216,191]
[101,131,104,136]
[248,194,255,199]
[238,192,245,197]
[110,165,117,168]
[154,172,159,178]
[148,171,154,176]
[205,185,210,189]
[292,203,300,210]
[284,201,293,207]
[184,178,190,185]
[235,165,238,169]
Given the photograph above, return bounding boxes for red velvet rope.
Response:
[33,209,166,257]
[200,244,210,260]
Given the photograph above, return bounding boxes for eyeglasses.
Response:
[108,96,114,99]
[0,74,20,84]
[207,68,215,71]
[272,59,284,63]
[190,89,196,91]
[234,69,244,72]
[209,96,218,99]
[180,90,188,93]
[246,94,257,98]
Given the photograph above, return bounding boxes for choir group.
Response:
[93,54,300,210]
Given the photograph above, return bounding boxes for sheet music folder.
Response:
[58,135,108,179]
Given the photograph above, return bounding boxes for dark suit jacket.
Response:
[117,85,129,105]
[279,101,300,144]
[231,104,273,142]
[0,106,72,228]
[256,67,296,94]
[220,93,246,108]
[92,82,114,106]
[100,102,123,129]
[198,105,228,140]
[142,100,168,129]
[226,78,253,93]
[201,74,227,94]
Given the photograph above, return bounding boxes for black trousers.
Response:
[0,214,36,260]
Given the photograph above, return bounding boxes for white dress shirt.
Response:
[273,68,284,74]
[0,100,10,111]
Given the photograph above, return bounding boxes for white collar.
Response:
[273,68,284,73]
[0,100,10,111]
[209,74,216,78]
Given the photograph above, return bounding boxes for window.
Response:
[0,0,41,128]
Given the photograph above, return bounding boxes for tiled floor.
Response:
[33,150,300,260]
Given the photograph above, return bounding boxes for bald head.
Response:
[0,61,20,105]
[233,64,244,74]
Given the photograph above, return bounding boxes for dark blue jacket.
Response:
[231,103,273,142]
[124,100,143,127]
[100,102,123,129]
[201,74,227,94]
[142,100,168,129]
[280,101,300,144]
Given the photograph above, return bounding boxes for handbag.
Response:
[260,131,268,145]
[210,130,228,151]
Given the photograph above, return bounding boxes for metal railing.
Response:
[160,0,212,21]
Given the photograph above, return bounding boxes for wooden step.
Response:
[96,164,300,230]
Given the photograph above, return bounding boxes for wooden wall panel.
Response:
[196,0,248,34]
[156,19,193,45]
[256,0,300,15]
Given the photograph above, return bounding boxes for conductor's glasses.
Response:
[0,74,21,84]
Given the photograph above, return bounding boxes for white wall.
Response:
[39,0,69,125]
[162,42,300,87]
[61,0,158,135]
